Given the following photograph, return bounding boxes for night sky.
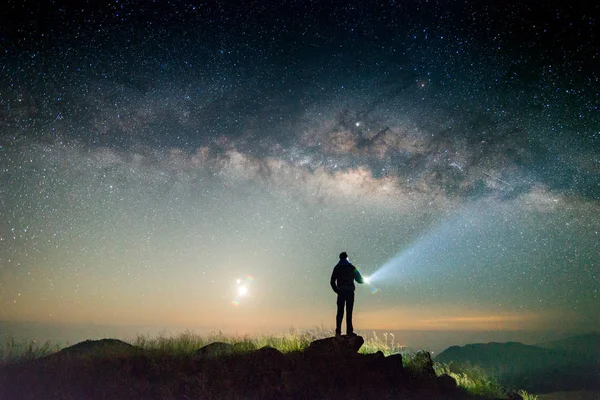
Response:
[1,0,598,345]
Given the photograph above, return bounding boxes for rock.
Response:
[382,353,404,373]
[437,373,457,391]
[251,346,287,364]
[55,339,136,357]
[306,335,365,356]
[359,350,386,372]
[507,392,524,400]
[195,342,235,359]
[362,350,386,363]
[249,346,289,373]
[409,350,436,378]
[379,353,405,388]
[254,345,283,356]
[224,346,289,397]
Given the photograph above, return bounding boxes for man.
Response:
[330,251,364,336]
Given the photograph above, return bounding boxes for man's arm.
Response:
[330,267,339,293]
[353,266,364,284]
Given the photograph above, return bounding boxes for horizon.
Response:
[1,1,598,345]
[1,320,594,355]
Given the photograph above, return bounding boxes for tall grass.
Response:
[360,331,406,355]
[434,361,505,398]
[0,337,61,366]
[517,390,539,400]
[433,361,538,399]
[131,327,332,356]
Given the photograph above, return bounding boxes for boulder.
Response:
[362,350,386,363]
[195,342,235,359]
[437,373,457,391]
[249,346,289,375]
[55,339,136,357]
[306,335,364,356]
[360,350,387,377]
[409,350,436,378]
[377,353,405,388]
[249,345,288,368]
[382,353,404,373]
[507,392,524,400]
[253,345,285,359]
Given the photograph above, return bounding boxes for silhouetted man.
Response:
[330,251,364,336]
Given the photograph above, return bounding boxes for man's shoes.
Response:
[347,332,357,336]
[335,331,342,337]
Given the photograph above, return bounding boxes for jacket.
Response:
[330,259,364,293]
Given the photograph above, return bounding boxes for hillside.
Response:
[435,339,600,393]
[536,333,600,362]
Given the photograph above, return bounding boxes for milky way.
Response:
[0,1,598,340]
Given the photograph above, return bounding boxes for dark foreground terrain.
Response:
[0,335,514,400]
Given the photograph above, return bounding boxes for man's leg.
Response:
[346,292,355,335]
[335,294,345,336]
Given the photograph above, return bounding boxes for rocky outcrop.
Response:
[306,334,365,356]
[194,342,235,359]
[409,349,437,378]
[437,373,458,391]
[383,353,404,373]
[53,339,138,357]
[0,336,516,400]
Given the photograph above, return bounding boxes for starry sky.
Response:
[1,0,598,345]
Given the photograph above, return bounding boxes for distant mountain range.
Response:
[537,333,600,360]
[435,333,600,393]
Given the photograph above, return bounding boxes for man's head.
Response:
[339,251,348,260]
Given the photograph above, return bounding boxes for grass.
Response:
[433,361,538,399]
[0,336,62,366]
[131,328,406,357]
[0,328,411,364]
[434,361,505,398]
[517,390,539,400]
[360,330,407,355]
[131,327,330,356]
[1,329,539,399]
[517,390,538,400]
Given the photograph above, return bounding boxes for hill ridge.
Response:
[435,336,600,393]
